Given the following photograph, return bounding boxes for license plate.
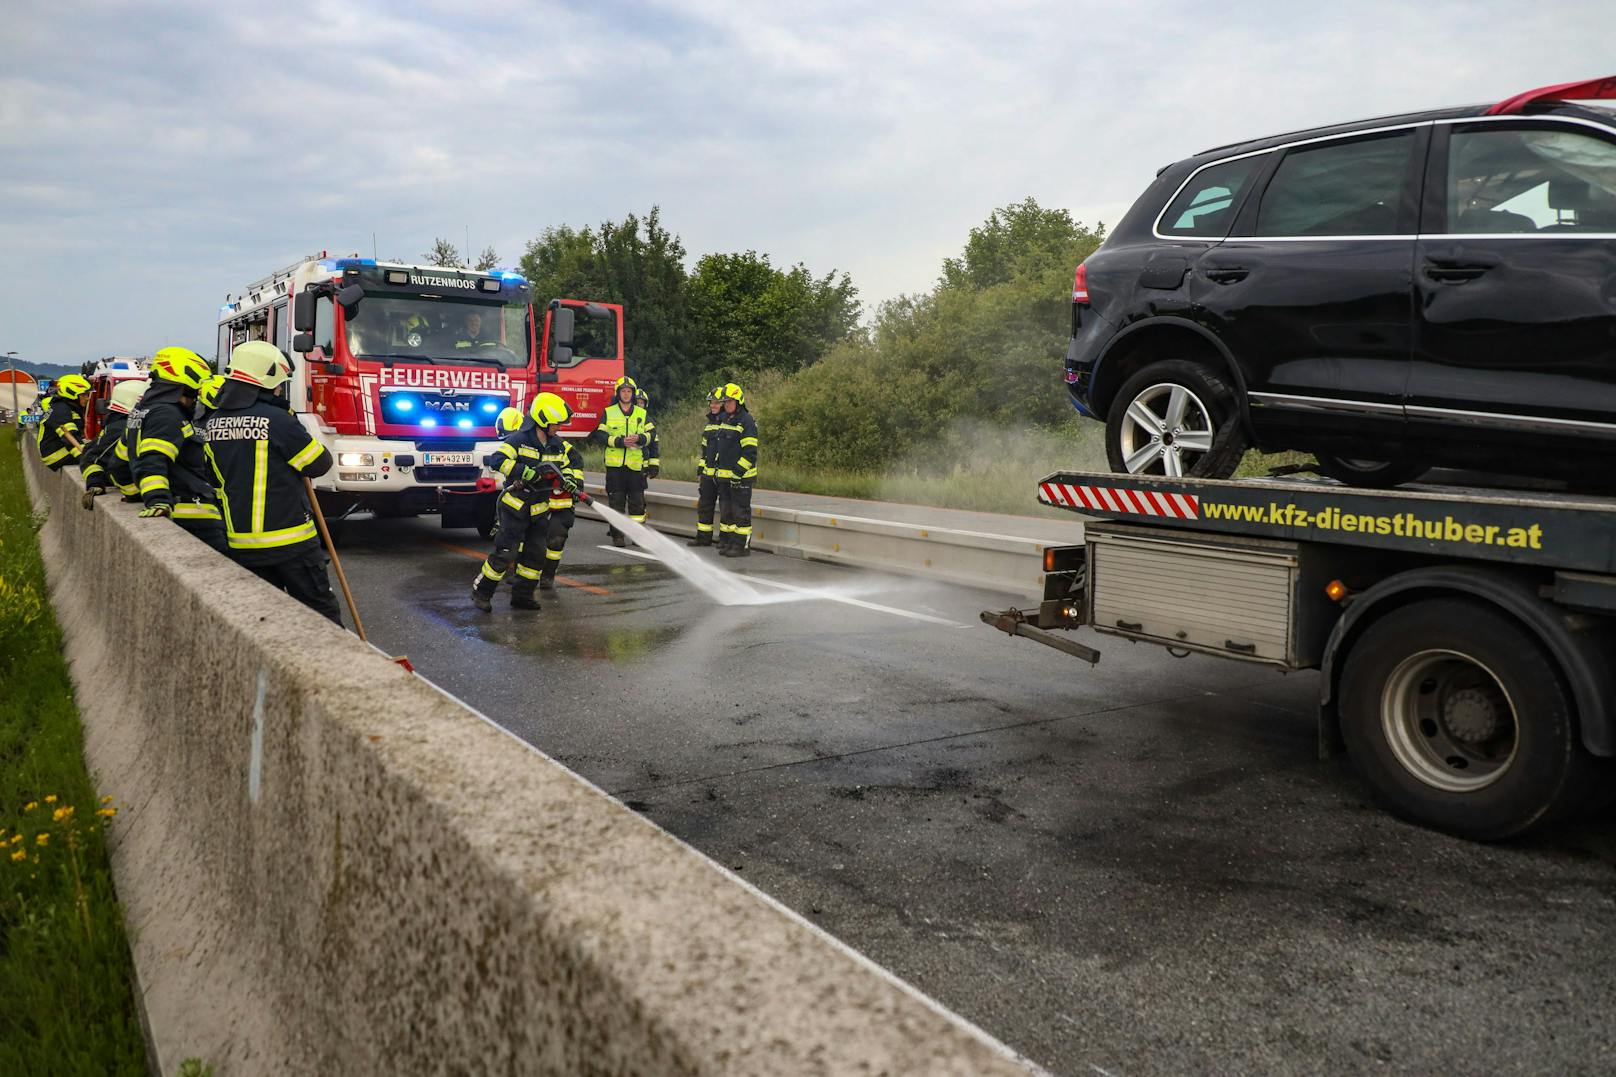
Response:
[421,452,475,466]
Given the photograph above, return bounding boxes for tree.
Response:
[687,252,860,381]
[425,238,465,268]
[473,246,500,271]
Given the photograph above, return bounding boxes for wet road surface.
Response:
[336,512,1616,1076]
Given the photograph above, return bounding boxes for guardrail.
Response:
[580,483,1059,597]
[22,451,1037,1076]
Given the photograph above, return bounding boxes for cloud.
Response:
[0,0,1610,365]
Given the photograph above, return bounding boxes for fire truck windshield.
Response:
[344,296,530,368]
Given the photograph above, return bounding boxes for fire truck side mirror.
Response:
[293,292,316,332]
[550,345,573,369]
[292,333,315,354]
[336,284,364,315]
[552,306,575,347]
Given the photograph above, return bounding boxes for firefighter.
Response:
[711,382,759,557]
[203,341,343,624]
[455,310,497,350]
[536,400,586,591]
[635,388,661,479]
[687,387,725,547]
[127,349,227,554]
[36,374,91,470]
[472,392,580,611]
[80,379,146,509]
[589,375,653,547]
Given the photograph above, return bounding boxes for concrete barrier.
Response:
[581,483,1055,597]
[23,450,1037,1076]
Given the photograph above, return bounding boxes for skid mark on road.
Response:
[435,540,612,595]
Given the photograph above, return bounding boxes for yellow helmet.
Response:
[495,406,524,434]
[108,379,148,415]
[707,386,725,403]
[612,375,638,398]
[54,374,92,401]
[226,340,294,390]
[721,382,745,406]
[529,392,571,428]
[197,374,228,411]
[150,347,213,391]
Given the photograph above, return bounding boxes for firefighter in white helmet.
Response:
[80,378,147,508]
[203,341,343,624]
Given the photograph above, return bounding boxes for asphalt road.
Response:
[335,511,1616,1076]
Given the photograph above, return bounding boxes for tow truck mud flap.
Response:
[980,609,1101,664]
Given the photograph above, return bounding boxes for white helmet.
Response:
[108,379,148,415]
[227,340,295,390]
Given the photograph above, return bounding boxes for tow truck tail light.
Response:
[1072,262,1090,305]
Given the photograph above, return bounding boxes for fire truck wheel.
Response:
[1339,598,1603,841]
[1104,360,1247,480]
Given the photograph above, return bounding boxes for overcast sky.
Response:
[1,0,1611,366]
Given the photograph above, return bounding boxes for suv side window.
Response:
[1446,124,1616,234]
[1158,155,1265,239]
[1255,131,1415,237]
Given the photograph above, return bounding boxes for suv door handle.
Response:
[1424,262,1492,284]
[1203,267,1249,284]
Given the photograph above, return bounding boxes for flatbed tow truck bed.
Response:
[984,471,1616,841]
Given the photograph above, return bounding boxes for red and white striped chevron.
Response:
[1038,480,1200,519]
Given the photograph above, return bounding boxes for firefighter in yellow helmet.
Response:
[36,373,91,470]
[687,386,726,547]
[126,349,227,553]
[203,341,342,624]
[711,382,759,556]
[81,378,147,508]
[473,392,586,610]
[588,375,653,547]
[195,373,228,423]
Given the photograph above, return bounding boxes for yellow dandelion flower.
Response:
[23,802,37,812]
[9,835,20,845]
[9,849,24,862]
[43,795,57,804]
[100,795,114,805]
[35,833,48,846]
[96,807,117,819]
[52,806,75,823]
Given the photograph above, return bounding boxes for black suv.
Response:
[1066,78,1616,486]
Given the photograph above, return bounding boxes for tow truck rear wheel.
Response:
[1340,598,1601,840]
[1105,360,1247,479]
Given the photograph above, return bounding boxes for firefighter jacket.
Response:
[709,406,759,482]
[81,413,133,494]
[589,403,653,471]
[126,385,221,522]
[698,408,724,477]
[202,384,333,565]
[36,396,83,469]
[487,422,585,515]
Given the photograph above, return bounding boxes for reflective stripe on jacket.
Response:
[709,406,759,481]
[80,413,128,490]
[125,389,220,512]
[37,397,82,469]
[202,389,333,564]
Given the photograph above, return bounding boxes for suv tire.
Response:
[1105,360,1247,479]
[1339,598,1605,840]
[1315,455,1429,488]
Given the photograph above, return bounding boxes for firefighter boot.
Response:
[511,589,542,611]
[538,574,555,591]
[471,578,494,612]
[687,532,712,547]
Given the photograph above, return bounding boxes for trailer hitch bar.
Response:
[979,608,1101,665]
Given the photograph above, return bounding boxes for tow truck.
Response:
[984,471,1616,840]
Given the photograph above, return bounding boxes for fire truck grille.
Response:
[413,466,481,484]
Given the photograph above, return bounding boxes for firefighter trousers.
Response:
[718,479,753,548]
[177,518,229,556]
[248,548,343,625]
[604,466,647,537]
[693,475,719,543]
[541,507,575,579]
[477,498,549,596]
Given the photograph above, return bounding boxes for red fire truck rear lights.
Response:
[1072,262,1090,304]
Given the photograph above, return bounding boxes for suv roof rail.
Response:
[1487,75,1616,115]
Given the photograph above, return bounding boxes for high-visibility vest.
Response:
[599,404,652,471]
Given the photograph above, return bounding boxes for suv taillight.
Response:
[1072,261,1090,305]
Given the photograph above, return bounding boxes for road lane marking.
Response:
[435,541,612,595]
[595,544,967,627]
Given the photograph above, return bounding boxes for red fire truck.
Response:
[216,254,623,534]
[83,358,150,440]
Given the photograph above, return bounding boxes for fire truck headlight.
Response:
[456,418,474,430]
[338,452,375,467]
[420,417,438,428]
[389,395,417,414]
[479,399,500,415]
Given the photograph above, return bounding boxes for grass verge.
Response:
[0,433,147,1075]
[583,411,1316,518]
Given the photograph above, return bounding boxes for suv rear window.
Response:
[1158,155,1265,239]
[1255,131,1415,237]
[1447,125,1616,234]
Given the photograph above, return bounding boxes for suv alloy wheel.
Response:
[1105,360,1247,478]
